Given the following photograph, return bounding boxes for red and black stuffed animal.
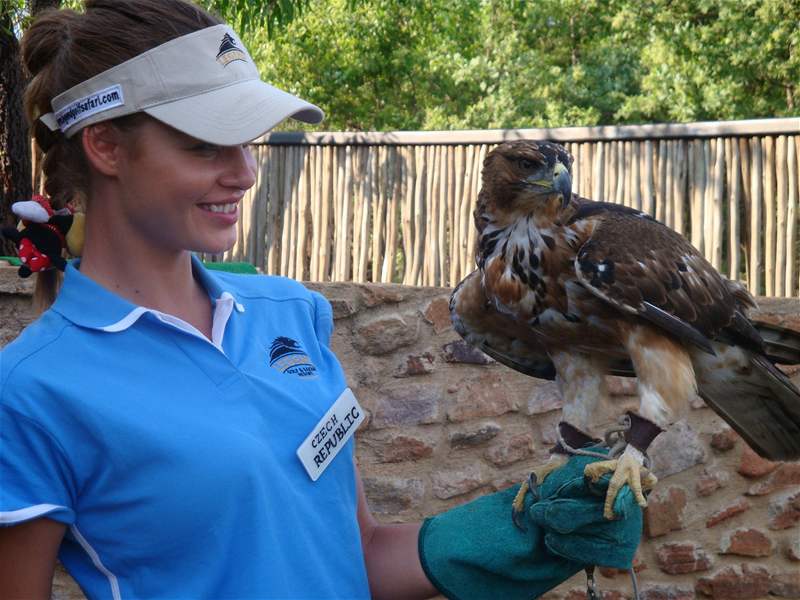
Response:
[1,195,85,278]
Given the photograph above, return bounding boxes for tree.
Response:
[0,0,60,255]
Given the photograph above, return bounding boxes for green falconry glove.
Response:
[418,451,643,600]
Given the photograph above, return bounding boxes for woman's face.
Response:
[108,118,257,256]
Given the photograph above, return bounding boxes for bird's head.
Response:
[480,140,573,215]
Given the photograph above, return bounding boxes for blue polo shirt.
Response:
[0,257,370,599]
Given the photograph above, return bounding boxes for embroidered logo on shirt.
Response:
[216,33,246,66]
[269,336,318,378]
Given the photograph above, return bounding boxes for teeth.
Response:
[202,203,237,214]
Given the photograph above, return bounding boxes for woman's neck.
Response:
[78,217,213,338]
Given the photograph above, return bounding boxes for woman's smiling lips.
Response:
[197,200,239,223]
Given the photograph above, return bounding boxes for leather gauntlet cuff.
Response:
[623,412,664,453]
[551,422,601,455]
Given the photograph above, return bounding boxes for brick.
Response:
[361,432,436,463]
[598,556,647,578]
[638,584,694,600]
[564,589,628,600]
[449,422,501,448]
[525,381,564,415]
[737,445,780,478]
[361,477,424,514]
[393,351,435,377]
[361,285,405,307]
[786,537,800,561]
[706,497,751,528]
[718,527,774,557]
[327,298,358,319]
[769,571,800,598]
[695,564,771,599]
[644,486,687,538]
[767,488,800,530]
[447,372,518,422]
[695,467,729,497]
[441,339,493,365]
[649,421,706,479]
[485,433,535,467]
[746,463,800,496]
[655,541,713,574]
[423,296,452,334]
[371,383,442,428]
[432,464,487,499]
[354,313,418,355]
[710,428,738,452]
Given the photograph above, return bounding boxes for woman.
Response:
[0,1,434,597]
[1,1,642,598]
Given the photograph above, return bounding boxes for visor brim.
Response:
[145,79,323,145]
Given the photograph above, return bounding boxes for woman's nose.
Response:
[220,144,257,191]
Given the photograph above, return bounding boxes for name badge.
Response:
[297,388,365,481]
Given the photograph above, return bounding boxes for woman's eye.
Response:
[192,143,221,155]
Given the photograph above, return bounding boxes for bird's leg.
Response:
[584,412,663,519]
[512,421,599,529]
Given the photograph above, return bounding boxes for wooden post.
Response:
[401,146,414,284]
[632,141,642,210]
[764,136,776,296]
[643,140,654,216]
[438,145,449,286]
[749,138,764,295]
[410,146,428,285]
[691,140,706,253]
[656,141,667,223]
[786,137,798,296]
[728,138,741,281]
[668,141,678,228]
[594,141,605,200]
[615,141,625,205]
[460,145,475,277]
[775,136,788,296]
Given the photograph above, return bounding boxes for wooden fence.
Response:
[219,118,800,297]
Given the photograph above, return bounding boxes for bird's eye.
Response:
[518,158,535,170]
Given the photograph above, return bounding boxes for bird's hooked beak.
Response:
[552,162,572,209]
[525,161,572,208]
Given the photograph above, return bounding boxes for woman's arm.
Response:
[356,470,439,600]
[0,518,65,599]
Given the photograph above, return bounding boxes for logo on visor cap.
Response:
[216,33,246,66]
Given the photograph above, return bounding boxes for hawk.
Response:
[450,140,800,520]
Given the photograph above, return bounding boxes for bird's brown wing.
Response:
[571,201,800,460]
[450,270,556,379]
[571,201,736,353]
[450,269,635,379]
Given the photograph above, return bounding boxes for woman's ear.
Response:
[81,122,125,177]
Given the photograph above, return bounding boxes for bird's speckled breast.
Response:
[477,211,622,353]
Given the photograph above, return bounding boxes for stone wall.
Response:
[1,266,798,600]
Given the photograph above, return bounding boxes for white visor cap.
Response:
[39,24,323,145]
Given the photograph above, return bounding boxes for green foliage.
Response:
[246,0,798,131]
[199,0,309,36]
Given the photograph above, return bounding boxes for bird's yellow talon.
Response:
[511,455,568,529]
[583,451,654,519]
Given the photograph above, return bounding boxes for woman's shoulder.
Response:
[212,271,325,306]
[1,310,74,389]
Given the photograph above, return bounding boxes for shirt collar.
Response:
[51,254,243,332]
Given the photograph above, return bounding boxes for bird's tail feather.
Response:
[753,320,800,365]
[699,352,800,461]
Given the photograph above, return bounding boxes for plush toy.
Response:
[1,195,85,278]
